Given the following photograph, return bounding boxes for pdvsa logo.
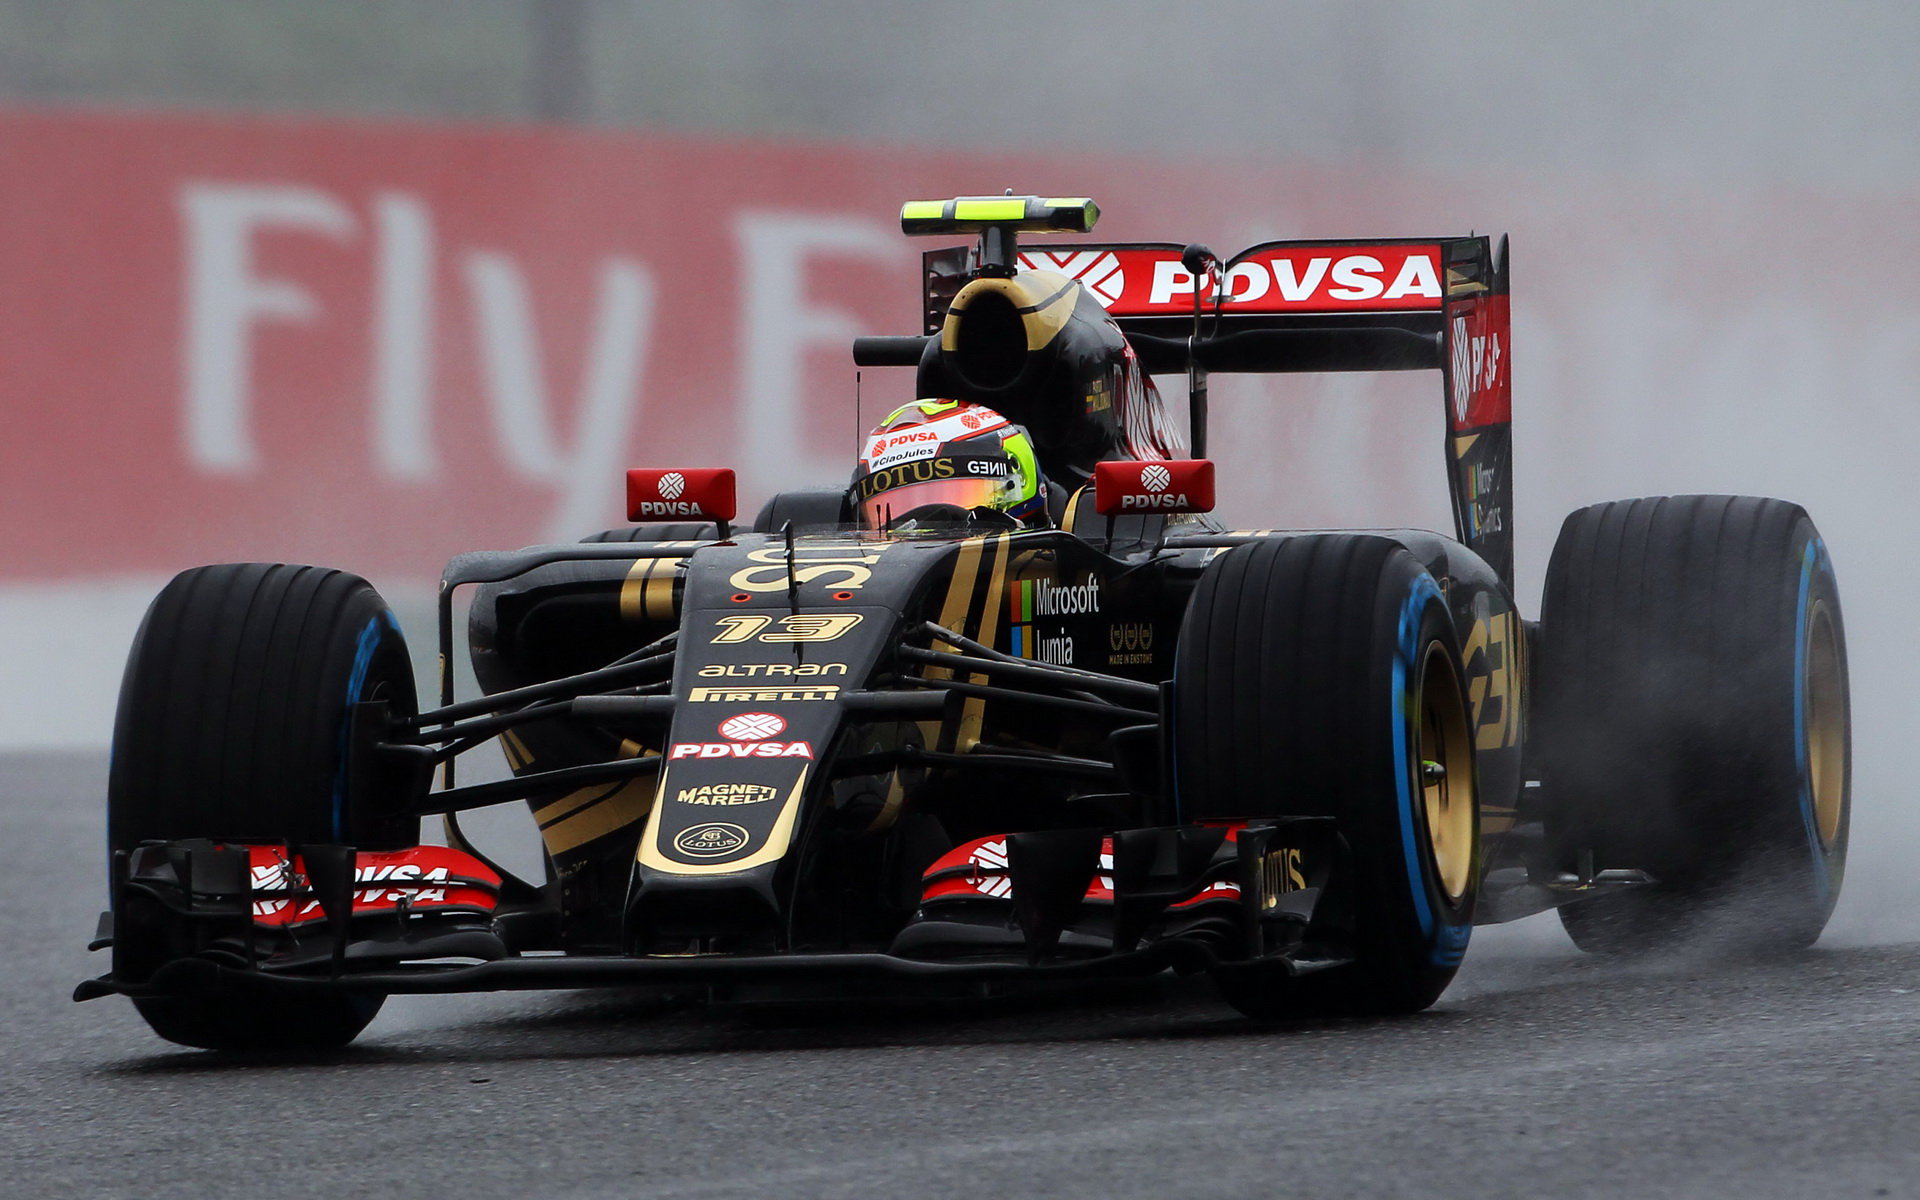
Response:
[1124,462,1189,508]
[668,712,813,759]
[1093,459,1215,516]
[1450,314,1504,426]
[1213,253,1441,305]
[635,471,697,514]
[968,838,1012,897]
[1020,250,1126,308]
[719,712,784,741]
[1119,492,1192,510]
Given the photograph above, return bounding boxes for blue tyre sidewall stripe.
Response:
[1394,574,1468,966]
[333,610,400,843]
[1794,538,1835,898]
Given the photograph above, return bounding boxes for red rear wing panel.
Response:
[1020,242,1447,316]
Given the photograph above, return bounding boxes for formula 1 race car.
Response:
[79,196,1851,1050]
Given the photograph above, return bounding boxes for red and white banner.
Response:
[0,108,1909,596]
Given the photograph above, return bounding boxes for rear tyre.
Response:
[1174,536,1478,1017]
[109,563,419,1050]
[1538,496,1849,954]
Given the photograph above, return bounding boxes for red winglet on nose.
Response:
[626,468,737,522]
[1093,460,1215,516]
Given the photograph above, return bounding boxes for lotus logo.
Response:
[673,822,750,858]
[1140,464,1172,493]
[719,712,785,741]
[658,472,686,500]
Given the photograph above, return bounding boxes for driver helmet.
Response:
[851,400,1046,530]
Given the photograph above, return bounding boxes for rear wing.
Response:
[914,236,1514,583]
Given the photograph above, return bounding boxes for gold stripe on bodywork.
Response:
[636,767,811,875]
[1059,485,1089,534]
[925,537,988,681]
[499,729,535,772]
[533,741,656,856]
[540,777,656,857]
[534,781,616,829]
[1014,276,1080,349]
[953,533,1011,751]
[940,274,1078,354]
[863,772,908,833]
[1446,266,1488,297]
[921,536,989,752]
[620,553,688,622]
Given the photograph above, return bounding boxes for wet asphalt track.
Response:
[8,751,1920,1200]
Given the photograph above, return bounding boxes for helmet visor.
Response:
[857,476,1007,529]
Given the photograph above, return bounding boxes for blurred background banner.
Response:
[5,107,1911,582]
[0,108,1440,578]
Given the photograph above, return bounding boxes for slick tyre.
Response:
[109,563,419,1050]
[1174,536,1478,1018]
[1538,496,1849,955]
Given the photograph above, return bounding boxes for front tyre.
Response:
[108,563,418,1050]
[1173,536,1478,1017]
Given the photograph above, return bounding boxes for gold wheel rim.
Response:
[1805,599,1846,849]
[1418,642,1477,904]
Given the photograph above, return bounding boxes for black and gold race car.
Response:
[80,196,1851,1049]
